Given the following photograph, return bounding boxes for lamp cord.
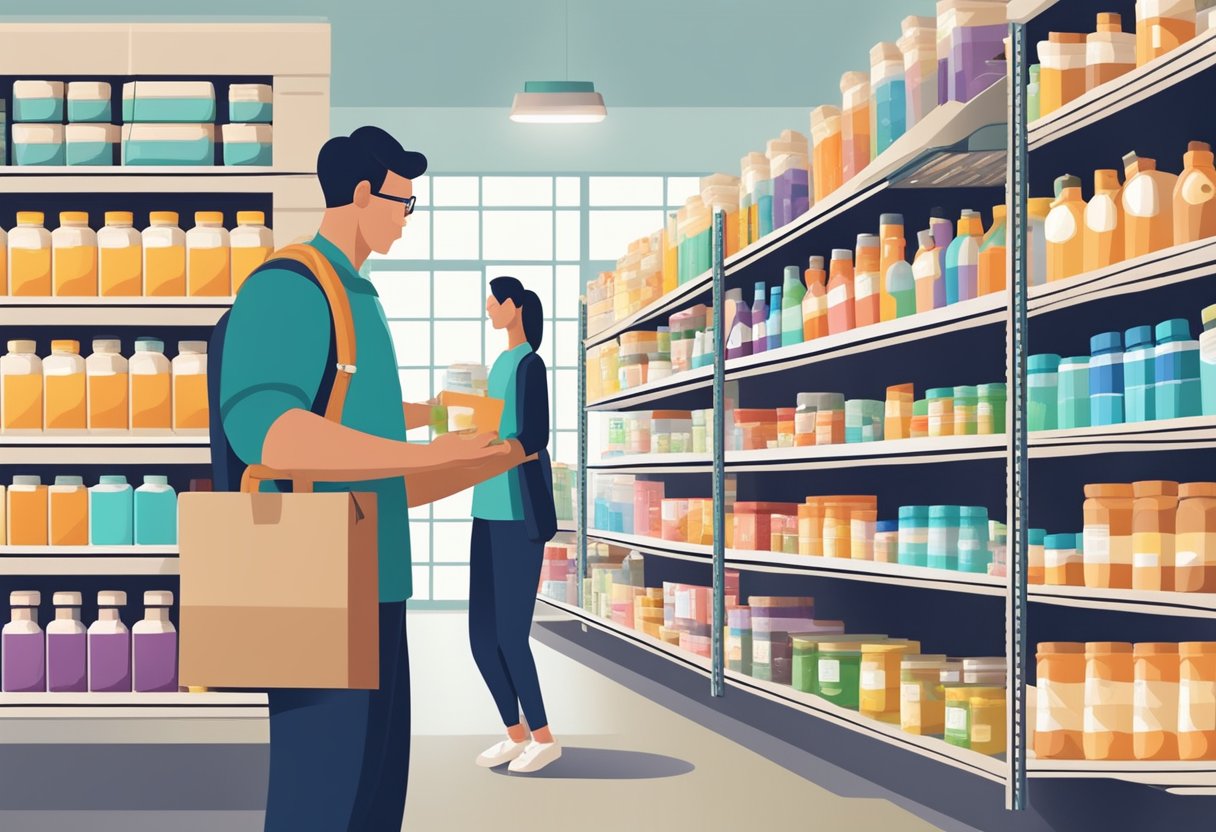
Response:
[565,0,569,80]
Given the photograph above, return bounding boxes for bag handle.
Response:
[240,243,358,494]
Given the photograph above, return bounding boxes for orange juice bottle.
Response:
[1,340,43,432]
[854,233,881,328]
[1174,141,1216,245]
[1085,169,1125,272]
[1123,152,1179,259]
[43,340,86,432]
[51,212,97,297]
[8,212,52,297]
[826,248,856,335]
[97,212,142,297]
[49,475,88,547]
[802,256,828,341]
[1136,0,1196,67]
[840,71,872,182]
[7,476,48,546]
[878,213,905,321]
[129,337,171,432]
[172,341,209,432]
[186,212,230,297]
[810,106,843,203]
[229,211,273,295]
[87,339,129,432]
[142,212,186,296]
[1046,174,1086,281]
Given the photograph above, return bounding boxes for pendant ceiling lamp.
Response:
[509,1,606,123]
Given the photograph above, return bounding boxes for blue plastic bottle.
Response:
[134,475,178,545]
[1089,332,1125,426]
[750,282,769,355]
[1154,318,1202,421]
[766,285,782,352]
[1124,326,1156,423]
[89,475,133,546]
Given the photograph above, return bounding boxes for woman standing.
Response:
[469,276,560,774]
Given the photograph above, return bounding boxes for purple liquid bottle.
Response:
[47,592,87,693]
[134,591,178,693]
[89,590,131,693]
[2,591,46,693]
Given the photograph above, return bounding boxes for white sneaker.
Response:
[507,740,562,774]
[476,739,529,768]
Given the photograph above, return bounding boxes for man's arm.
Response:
[405,443,532,507]
[261,408,508,482]
[402,402,434,431]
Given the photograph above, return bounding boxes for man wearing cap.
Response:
[219,127,523,831]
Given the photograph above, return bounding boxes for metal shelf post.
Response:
[711,209,727,697]
[578,299,589,610]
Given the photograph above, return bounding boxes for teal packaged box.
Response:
[228,84,273,123]
[13,80,64,123]
[222,124,273,166]
[12,124,64,166]
[66,124,118,166]
[122,81,216,123]
[122,123,215,166]
[67,81,112,123]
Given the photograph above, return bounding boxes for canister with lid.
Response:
[1124,325,1156,422]
[1057,356,1091,430]
[1089,331,1125,426]
[1132,480,1179,592]
[969,688,1007,756]
[860,640,921,723]
[874,520,899,563]
[952,385,978,436]
[815,642,864,709]
[1155,317,1202,420]
[1029,354,1061,431]
[957,506,991,573]
[1036,642,1085,759]
[1178,641,1216,760]
[977,383,1007,435]
[1084,641,1134,760]
[1083,483,1134,589]
[898,505,929,567]
[1134,642,1180,761]
[928,505,961,571]
[1045,533,1082,586]
[901,654,948,735]
[1176,482,1216,593]
[926,387,955,437]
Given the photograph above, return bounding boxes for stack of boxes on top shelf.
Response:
[585,1,1009,342]
[9,79,272,167]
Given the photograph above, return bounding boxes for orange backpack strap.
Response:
[238,243,358,494]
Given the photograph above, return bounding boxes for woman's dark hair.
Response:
[489,276,544,352]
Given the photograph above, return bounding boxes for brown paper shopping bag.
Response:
[179,489,379,689]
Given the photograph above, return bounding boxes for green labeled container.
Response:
[814,643,864,709]
[792,634,886,694]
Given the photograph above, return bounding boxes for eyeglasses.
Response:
[371,189,417,215]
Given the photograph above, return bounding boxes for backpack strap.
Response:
[239,243,358,494]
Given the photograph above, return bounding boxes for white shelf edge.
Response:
[0,297,235,307]
[1030,416,1216,457]
[586,366,713,412]
[1028,29,1216,150]
[1008,0,1058,24]
[1028,758,1216,788]
[0,546,178,556]
[589,452,713,472]
[726,434,1006,471]
[0,692,266,708]
[0,167,311,177]
[0,557,180,576]
[0,433,210,445]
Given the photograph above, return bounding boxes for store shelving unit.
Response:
[559,3,1216,825]
[0,22,328,751]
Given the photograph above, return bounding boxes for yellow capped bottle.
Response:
[186,211,230,297]
[142,211,186,297]
[8,212,52,297]
[129,337,171,431]
[230,211,273,295]
[51,212,97,297]
[43,339,86,431]
[97,212,142,297]
[87,339,129,431]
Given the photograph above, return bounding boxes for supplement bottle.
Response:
[749,281,769,354]
[1084,169,1124,273]
[97,211,142,297]
[839,71,872,182]
[900,654,948,734]
[49,475,88,547]
[133,590,178,693]
[878,213,906,321]
[912,229,942,314]
[1036,642,1085,759]
[926,388,955,438]
[1176,482,1216,593]
[930,207,954,286]
[46,591,87,692]
[43,339,86,431]
[8,211,52,297]
[1155,317,1201,420]
[1046,174,1086,281]
[861,641,917,723]
[172,340,209,432]
[142,212,186,296]
[826,249,855,335]
[969,689,1007,756]
[1028,353,1061,432]
[2,591,45,693]
[1090,331,1125,427]
[898,16,937,129]
[1132,480,1180,591]
[1087,13,1137,89]
[1027,197,1053,286]
[853,234,881,327]
[1084,642,1135,760]
[1178,641,1216,760]
[89,475,134,547]
[186,212,230,296]
[1083,483,1134,589]
[1057,356,1090,431]
[978,204,1007,296]
[130,337,171,431]
[135,475,177,546]
[1125,325,1157,422]
[2,340,43,432]
[88,591,131,693]
[51,211,97,296]
[927,505,960,570]
[1174,140,1216,245]
[801,256,828,341]
[1044,533,1082,586]
[1027,64,1042,122]
[7,476,47,547]
[809,106,843,203]
[870,41,907,156]
[229,211,273,295]
[1134,642,1180,761]
[1038,32,1087,117]
[1136,0,1196,66]
[87,339,128,431]
[898,505,929,567]
[1123,153,1178,259]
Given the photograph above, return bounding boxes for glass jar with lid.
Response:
[1083,483,1134,589]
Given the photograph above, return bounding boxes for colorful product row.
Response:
[1,474,178,548]
[1028,311,1216,432]
[1,590,178,694]
[11,123,272,167]
[1035,641,1216,761]
[12,80,272,124]
[1029,480,1216,595]
[0,338,208,433]
[0,210,273,297]
[1040,144,1216,285]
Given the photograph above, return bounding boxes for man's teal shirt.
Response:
[219,235,413,602]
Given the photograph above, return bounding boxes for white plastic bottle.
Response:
[172,341,208,432]
[186,212,230,297]
[8,211,52,297]
[2,340,44,433]
[229,211,273,295]
[51,211,97,297]
[43,339,86,432]
[129,337,171,431]
[142,212,186,297]
[97,211,142,297]
[87,339,129,431]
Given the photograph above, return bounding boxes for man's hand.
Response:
[430,430,511,464]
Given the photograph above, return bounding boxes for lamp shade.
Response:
[509,81,606,124]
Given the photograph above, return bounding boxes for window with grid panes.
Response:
[366,174,703,606]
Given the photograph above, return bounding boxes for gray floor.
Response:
[407,609,951,832]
